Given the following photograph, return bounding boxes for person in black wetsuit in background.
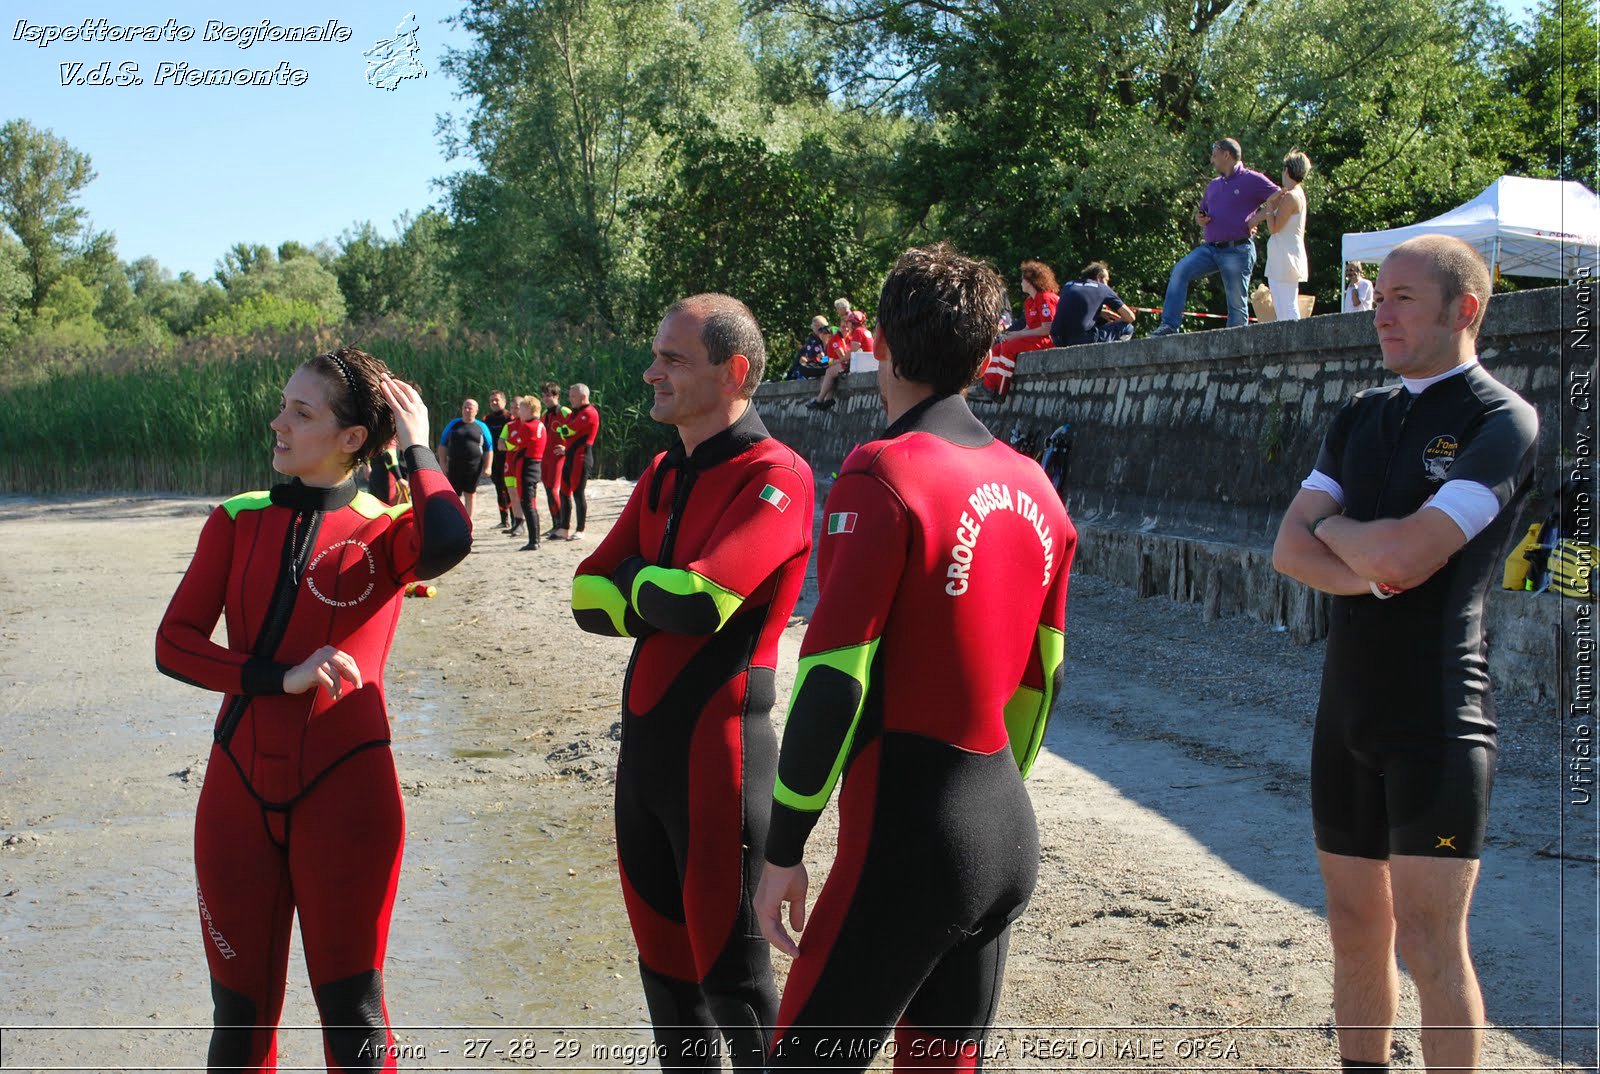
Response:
[483,389,513,530]
[1272,235,1539,1073]
[755,244,1076,1072]
[570,294,814,1071]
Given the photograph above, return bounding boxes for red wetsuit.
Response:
[560,402,602,533]
[765,394,1074,1071]
[982,290,1059,395]
[506,417,547,540]
[155,447,471,1072]
[571,405,814,1071]
[542,405,571,527]
[503,418,545,493]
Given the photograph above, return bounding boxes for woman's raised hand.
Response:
[379,375,429,450]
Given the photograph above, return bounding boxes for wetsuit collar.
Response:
[271,477,359,512]
[648,404,771,510]
[1400,356,1477,395]
[885,393,994,448]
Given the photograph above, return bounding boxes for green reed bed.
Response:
[0,323,672,497]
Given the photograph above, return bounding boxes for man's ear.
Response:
[1454,293,1481,332]
[726,353,751,395]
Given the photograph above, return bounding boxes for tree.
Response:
[777,0,1535,313]
[1503,0,1599,182]
[440,0,825,333]
[0,119,97,314]
[638,130,862,367]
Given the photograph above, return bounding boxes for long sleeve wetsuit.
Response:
[560,403,602,533]
[542,406,572,526]
[156,447,470,1072]
[764,394,1075,1073]
[571,405,814,1071]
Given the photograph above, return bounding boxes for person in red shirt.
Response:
[156,348,471,1070]
[806,309,873,413]
[978,260,1061,399]
[503,395,548,549]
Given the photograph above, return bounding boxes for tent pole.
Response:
[1490,236,1501,287]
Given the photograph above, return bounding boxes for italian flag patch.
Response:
[758,484,790,512]
[827,511,857,534]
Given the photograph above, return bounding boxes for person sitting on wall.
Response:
[806,310,873,412]
[791,316,832,380]
[976,260,1061,398]
[1050,261,1137,347]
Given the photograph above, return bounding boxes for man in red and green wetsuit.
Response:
[571,294,813,1071]
[556,382,602,539]
[756,244,1076,1072]
[540,381,571,536]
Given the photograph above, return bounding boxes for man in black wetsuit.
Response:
[1272,235,1539,1072]
[570,294,814,1070]
[484,389,513,529]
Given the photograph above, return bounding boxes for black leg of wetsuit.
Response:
[206,977,261,1071]
[521,460,540,548]
[639,964,722,1074]
[315,969,388,1070]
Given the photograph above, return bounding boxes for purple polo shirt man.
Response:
[1151,138,1280,335]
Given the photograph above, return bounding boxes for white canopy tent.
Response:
[1341,176,1600,279]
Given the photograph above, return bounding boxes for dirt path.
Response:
[0,487,1591,1071]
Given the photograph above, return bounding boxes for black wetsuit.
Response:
[571,406,814,1071]
[485,406,512,516]
[1310,362,1539,859]
[765,394,1075,1072]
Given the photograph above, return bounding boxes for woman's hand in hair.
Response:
[379,375,429,450]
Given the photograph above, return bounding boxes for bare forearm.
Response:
[1273,521,1369,595]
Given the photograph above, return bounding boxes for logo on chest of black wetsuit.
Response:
[1422,434,1459,483]
[305,537,377,608]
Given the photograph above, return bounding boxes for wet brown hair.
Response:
[303,346,394,465]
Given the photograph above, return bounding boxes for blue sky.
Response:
[2,1,474,279]
[3,1,1544,282]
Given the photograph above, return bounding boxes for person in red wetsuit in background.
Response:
[156,348,471,1071]
[540,381,571,540]
[756,244,1076,1071]
[978,259,1060,399]
[571,293,814,1070]
[503,394,547,550]
[555,382,601,540]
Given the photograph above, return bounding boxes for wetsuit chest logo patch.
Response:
[1422,435,1459,483]
[305,537,378,608]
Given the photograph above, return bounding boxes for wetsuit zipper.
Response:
[215,508,323,746]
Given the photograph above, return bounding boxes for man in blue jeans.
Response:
[1151,138,1279,336]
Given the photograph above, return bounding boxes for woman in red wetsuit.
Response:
[156,347,471,1071]
[979,259,1060,398]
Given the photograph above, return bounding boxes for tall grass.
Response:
[0,319,674,496]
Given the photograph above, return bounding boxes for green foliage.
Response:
[440,0,839,335]
[334,210,457,324]
[199,293,331,337]
[637,130,869,369]
[1503,0,1599,182]
[0,118,97,315]
[0,320,673,495]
